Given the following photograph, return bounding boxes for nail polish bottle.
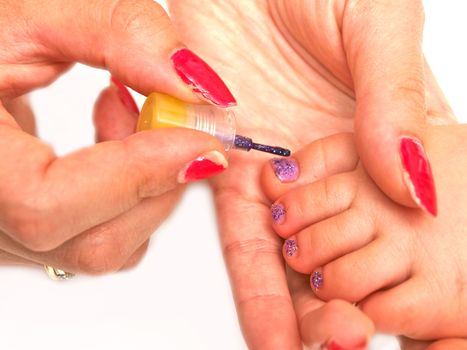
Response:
[137,93,290,157]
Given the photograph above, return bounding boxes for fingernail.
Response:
[171,48,237,107]
[178,150,228,183]
[110,76,140,115]
[271,203,286,224]
[311,270,323,290]
[324,339,368,350]
[400,137,437,216]
[270,158,299,183]
[284,238,298,257]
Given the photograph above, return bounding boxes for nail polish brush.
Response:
[137,93,291,157]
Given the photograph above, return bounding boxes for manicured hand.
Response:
[167,0,455,348]
[0,0,235,272]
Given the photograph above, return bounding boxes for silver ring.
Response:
[44,265,74,281]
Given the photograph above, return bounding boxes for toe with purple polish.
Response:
[284,239,297,257]
[271,203,286,224]
[270,158,299,182]
[311,271,323,290]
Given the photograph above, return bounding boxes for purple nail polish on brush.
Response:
[284,239,297,257]
[270,158,299,182]
[271,203,286,224]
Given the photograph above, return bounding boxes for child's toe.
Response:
[271,172,358,238]
[283,208,375,274]
[260,133,358,201]
[310,238,411,303]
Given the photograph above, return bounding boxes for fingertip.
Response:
[93,84,139,142]
[300,299,374,349]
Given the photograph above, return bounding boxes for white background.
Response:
[0,1,466,349]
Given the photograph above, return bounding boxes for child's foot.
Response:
[261,128,467,339]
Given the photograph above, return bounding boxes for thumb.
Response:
[27,0,236,107]
[344,0,437,216]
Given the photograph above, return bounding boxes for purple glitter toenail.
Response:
[271,203,286,224]
[311,271,323,290]
[284,239,297,257]
[270,158,299,183]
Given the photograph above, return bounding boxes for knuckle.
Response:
[108,0,170,36]
[74,231,127,275]
[223,237,281,260]
[320,175,355,210]
[393,75,426,108]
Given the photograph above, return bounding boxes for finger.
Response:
[0,103,226,251]
[271,171,358,239]
[261,133,358,201]
[0,187,182,274]
[424,61,456,124]
[120,240,150,271]
[283,208,375,275]
[0,249,35,266]
[1,95,36,135]
[25,0,236,107]
[215,193,302,350]
[289,269,374,349]
[47,189,182,274]
[344,0,437,216]
[93,79,140,142]
[313,238,410,303]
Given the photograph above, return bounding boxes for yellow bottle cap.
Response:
[137,93,189,132]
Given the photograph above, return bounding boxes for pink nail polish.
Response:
[171,48,237,107]
[311,270,323,290]
[271,203,286,224]
[178,150,228,183]
[284,239,297,257]
[400,137,437,216]
[270,158,299,183]
[110,77,140,115]
[325,340,368,350]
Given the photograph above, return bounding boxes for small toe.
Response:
[272,172,358,238]
[261,133,358,201]
[288,269,374,349]
[311,238,411,303]
[284,208,376,274]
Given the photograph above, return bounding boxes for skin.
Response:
[0,1,364,348]
[167,0,466,348]
[261,128,467,343]
[0,0,463,349]
[0,0,229,274]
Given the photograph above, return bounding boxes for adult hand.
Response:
[0,0,235,272]
[168,0,454,348]
[264,0,456,217]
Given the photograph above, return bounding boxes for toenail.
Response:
[311,271,323,290]
[284,239,297,257]
[270,158,299,182]
[271,203,286,224]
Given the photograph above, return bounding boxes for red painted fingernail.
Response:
[171,48,237,108]
[400,137,437,216]
[110,76,140,115]
[325,339,368,350]
[178,150,228,183]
